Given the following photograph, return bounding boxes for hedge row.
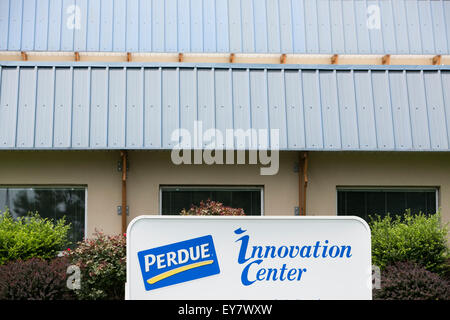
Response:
[0,206,449,300]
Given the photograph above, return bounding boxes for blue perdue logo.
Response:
[137,235,220,291]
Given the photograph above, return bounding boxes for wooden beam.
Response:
[331,54,339,64]
[120,150,128,234]
[3,51,449,66]
[298,152,308,216]
[433,55,442,65]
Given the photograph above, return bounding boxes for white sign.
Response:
[126,216,372,300]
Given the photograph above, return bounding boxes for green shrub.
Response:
[373,261,450,300]
[68,231,126,300]
[0,209,71,265]
[0,257,75,300]
[370,211,449,274]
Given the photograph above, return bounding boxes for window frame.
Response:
[335,186,439,216]
[0,185,88,240]
[159,185,265,216]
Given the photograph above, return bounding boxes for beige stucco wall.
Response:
[0,151,123,236]
[307,152,450,228]
[0,150,300,236]
[127,151,299,221]
[0,150,449,238]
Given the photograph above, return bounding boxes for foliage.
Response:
[369,211,449,274]
[373,261,450,300]
[0,257,74,300]
[0,209,71,265]
[180,199,245,216]
[6,188,85,245]
[443,258,450,282]
[68,231,126,300]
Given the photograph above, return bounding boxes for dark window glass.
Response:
[406,192,427,215]
[0,187,85,245]
[161,188,262,216]
[366,191,385,217]
[345,191,366,217]
[337,189,436,222]
[386,192,406,216]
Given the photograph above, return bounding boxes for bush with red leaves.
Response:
[0,257,74,300]
[373,261,450,300]
[68,231,126,300]
[180,199,245,216]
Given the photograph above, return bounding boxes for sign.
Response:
[137,235,220,291]
[126,216,372,300]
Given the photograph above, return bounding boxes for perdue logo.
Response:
[137,235,220,291]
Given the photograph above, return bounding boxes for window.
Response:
[337,188,437,221]
[0,186,86,244]
[160,186,263,216]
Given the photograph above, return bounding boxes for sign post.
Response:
[126,216,372,300]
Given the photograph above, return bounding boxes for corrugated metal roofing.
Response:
[1,61,450,151]
[1,0,450,55]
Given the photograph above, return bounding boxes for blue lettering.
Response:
[234,229,353,286]
[300,245,312,258]
[287,268,297,280]
[322,240,329,258]
[277,246,288,258]
[256,267,267,281]
[288,246,299,258]
[235,228,251,264]
[241,259,263,286]
[297,268,307,281]
[340,245,352,258]
[329,245,339,258]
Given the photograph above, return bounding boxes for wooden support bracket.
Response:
[298,152,308,216]
[178,53,184,62]
[21,51,28,61]
[331,54,339,64]
[127,52,132,62]
[382,54,391,65]
[74,51,80,61]
[433,55,442,65]
[120,150,128,234]
[280,53,287,64]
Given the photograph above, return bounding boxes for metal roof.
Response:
[1,0,449,55]
[1,61,450,151]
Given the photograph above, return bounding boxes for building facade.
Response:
[1,0,450,243]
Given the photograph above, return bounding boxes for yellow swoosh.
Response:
[147,260,215,285]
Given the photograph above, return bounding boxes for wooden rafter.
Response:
[433,55,442,65]
[331,54,339,64]
[229,53,235,63]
